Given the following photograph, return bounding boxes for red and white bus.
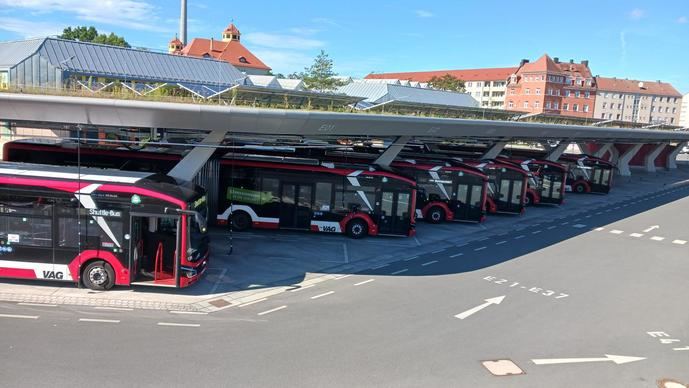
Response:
[558,155,615,194]
[217,154,417,238]
[497,157,567,206]
[0,162,209,290]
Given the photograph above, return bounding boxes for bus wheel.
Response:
[574,184,586,193]
[231,211,252,231]
[524,194,532,206]
[427,207,445,224]
[82,260,115,291]
[346,219,368,239]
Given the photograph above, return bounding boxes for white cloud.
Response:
[0,0,168,32]
[289,27,320,36]
[0,17,63,38]
[244,32,325,50]
[415,10,434,18]
[678,16,688,24]
[629,8,645,20]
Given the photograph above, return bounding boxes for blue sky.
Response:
[0,0,687,92]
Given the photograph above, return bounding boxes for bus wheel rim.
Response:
[352,224,363,235]
[89,267,107,286]
[432,211,441,221]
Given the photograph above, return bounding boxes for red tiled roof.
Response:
[516,54,594,82]
[365,67,518,82]
[169,37,182,45]
[596,77,681,97]
[181,38,271,71]
[224,23,240,35]
[518,54,560,73]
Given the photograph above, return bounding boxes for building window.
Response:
[573,104,579,112]
[584,104,589,112]
[547,88,552,95]
[534,101,540,108]
[565,90,571,97]
[556,89,561,96]
[466,82,472,87]
[476,82,483,87]
[553,102,559,109]
[608,113,613,119]
[508,101,514,108]
[602,102,607,109]
[525,88,530,95]
[510,89,515,95]
[523,101,529,108]
[575,91,580,98]
[545,101,551,109]
[535,88,541,95]
[563,103,569,111]
[617,114,621,120]
[618,104,622,109]
[585,91,590,99]
[673,108,677,114]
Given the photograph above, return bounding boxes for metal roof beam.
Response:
[373,136,411,169]
[167,129,228,181]
[481,141,508,159]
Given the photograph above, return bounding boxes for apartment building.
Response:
[505,55,596,118]
[366,67,516,109]
[676,92,689,128]
[594,78,682,125]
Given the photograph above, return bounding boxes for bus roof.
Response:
[0,161,154,183]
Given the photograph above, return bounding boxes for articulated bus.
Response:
[0,162,209,290]
[496,157,567,206]
[558,155,615,194]
[217,154,416,238]
[3,141,415,238]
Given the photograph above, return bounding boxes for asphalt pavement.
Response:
[1,181,688,387]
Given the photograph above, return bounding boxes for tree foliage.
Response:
[427,74,466,92]
[59,26,130,48]
[294,50,346,92]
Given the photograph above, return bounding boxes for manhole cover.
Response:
[482,359,524,376]
[208,299,232,308]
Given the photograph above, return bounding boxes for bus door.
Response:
[538,171,564,205]
[280,183,313,229]
[377,190,412,235]
[454,179,484,222]
[495,173,524,214]
[127,215,144,282]
[134,214,181,287]
[589,167,612,194]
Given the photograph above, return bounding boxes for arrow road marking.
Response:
[455,296,505,320]
[532,354,646,366]
[643,225,660,233]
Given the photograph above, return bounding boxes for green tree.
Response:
[295,50,346,92]
[59,26,131,48]
[427,74,466,92]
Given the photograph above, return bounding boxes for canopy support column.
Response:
[593,143,613,158]
[644,144,666,173]
[545,142,568,162]
[481,141,507,160]
[373,136,411,169]
[168,129,228,181]
[616,144,643,177]
[667,141,688,170]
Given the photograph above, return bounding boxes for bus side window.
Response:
[314,182,332,211]
[261,177,280,202]
[0,216,52,247]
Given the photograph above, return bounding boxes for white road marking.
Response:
[594,227,605,231]
[531,354,646,366]
[672,240,687,245]
[651,236,666,241]
[644,225,660,233]
[311,291,335,300]
[94,306,134,311]
[431,249,445,254]
[610,230,624,235]
[257,306,287,316]
[371,264,389,270]
[169,311,208,315]
[0,313,39,320]
[515,235,525,240]
[343,243,349,264]
[239,298,268,307]
[474,246,487,251]
[532,230,542,234]
[334,274,352,280]
[391,269,408,275]
[354,279,375,286]
[404,256,419,261]
[421,260,439,266]
[547,226,557,230]
[450,253,464,258]
[17,303,57,307]
[629,233,644,238]
[455,296,505,320]
[478,237,490,242]
[572,224,587,228]
[79,318,120,323]
[496,241,507,245]
[560,222,570,225]
[290,284,315,292]
[157,322,201,328]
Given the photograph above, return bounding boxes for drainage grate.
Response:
[208,298,232,308]
[481,359,525,376]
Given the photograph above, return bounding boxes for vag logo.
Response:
[42,271,64,280]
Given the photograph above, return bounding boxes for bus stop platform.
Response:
[0,166,688,313]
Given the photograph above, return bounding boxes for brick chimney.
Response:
[581,60,589,67]
[553,57,559,63]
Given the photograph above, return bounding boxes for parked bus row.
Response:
[0,140,615,290]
